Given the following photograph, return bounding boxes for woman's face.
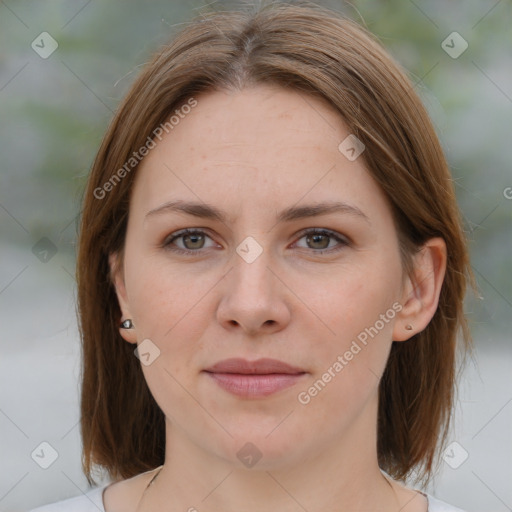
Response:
[113,85,413,470]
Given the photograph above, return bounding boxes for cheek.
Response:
[125,251,213,339]
[124,257,216,425]
[313,257,401,345]
[295,289,396,433]
[301,253,401,401]
[122,255,218,408]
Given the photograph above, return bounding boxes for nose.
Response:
[216,249,291,336]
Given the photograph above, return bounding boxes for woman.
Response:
[31,2,472,511]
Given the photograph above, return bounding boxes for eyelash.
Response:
[162,228,350,256]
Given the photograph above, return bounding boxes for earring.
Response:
[405,324,413,331]
[120,319,134,329]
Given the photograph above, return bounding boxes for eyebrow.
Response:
[145,199,370,225]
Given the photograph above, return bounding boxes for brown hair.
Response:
[77,1,473,486]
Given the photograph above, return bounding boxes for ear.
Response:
[393,237,447,342]
[109,252,137,344]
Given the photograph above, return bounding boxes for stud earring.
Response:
[405,324,413,331]
[120,319,134,329]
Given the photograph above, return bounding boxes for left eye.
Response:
[293,229,349,253]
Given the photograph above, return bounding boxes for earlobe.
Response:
[109,252,137,344]
[392,237,447,342]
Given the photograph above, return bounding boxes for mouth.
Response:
[203,358,308,398]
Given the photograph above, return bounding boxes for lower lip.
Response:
[205,372,306,397]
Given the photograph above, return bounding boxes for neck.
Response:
[135,395,416,512]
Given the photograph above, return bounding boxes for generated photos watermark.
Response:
[93,97,198,200]
[297,301,403,405]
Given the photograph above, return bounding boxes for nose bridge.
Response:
[216,236,290,334]
[231,238,275,298]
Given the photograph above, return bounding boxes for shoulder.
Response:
[28,485,107,512]
[29,467,160,512]
[426,494,467,512]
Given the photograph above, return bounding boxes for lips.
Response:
[204,357,305,375]
[203,358,307,398]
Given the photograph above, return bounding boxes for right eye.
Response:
[162,228,218,254]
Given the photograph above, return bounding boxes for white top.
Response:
[29,485,467,512]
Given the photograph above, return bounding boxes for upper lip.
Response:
[204,358,306,375]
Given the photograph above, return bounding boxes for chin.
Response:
[211,427,312,471]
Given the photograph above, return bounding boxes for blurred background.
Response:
[0,0,510,510]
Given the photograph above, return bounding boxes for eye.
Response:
[293,228,349,253]
[162,227,350,256]
[162,228,217,254]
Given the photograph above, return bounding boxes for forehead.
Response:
[157,85,346,164]
[130,85,387,222]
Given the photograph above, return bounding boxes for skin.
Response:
[108,85,446,512]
